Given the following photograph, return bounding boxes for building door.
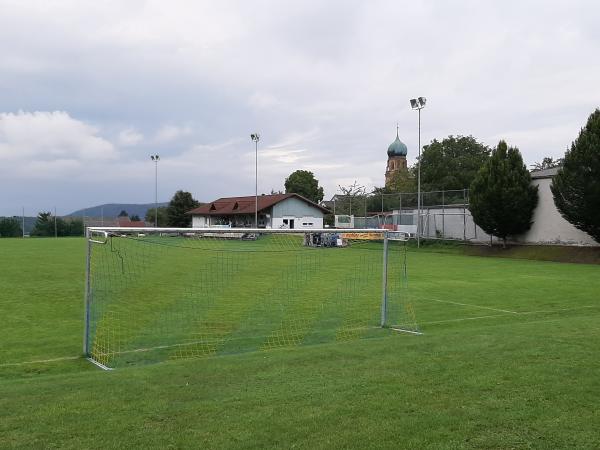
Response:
[289,219,295,229]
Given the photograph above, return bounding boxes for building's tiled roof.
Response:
[187,193,330,216]
[117,218,146,227]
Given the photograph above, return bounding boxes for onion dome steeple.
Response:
[387,125,408,157]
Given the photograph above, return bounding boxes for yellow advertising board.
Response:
[340,232,382,241]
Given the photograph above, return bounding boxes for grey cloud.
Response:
[0,0,598,215]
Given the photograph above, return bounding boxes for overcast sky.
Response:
[0,0,599,216]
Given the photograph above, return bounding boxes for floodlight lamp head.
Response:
[418,97,426,107]
[410,99,418,109]
[251,133,260,142]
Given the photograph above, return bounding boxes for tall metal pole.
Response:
[251,134,260,229]
[411,97,426,246]
[54,206,58,238]
[150,155,160,227]
[22,207,25,238]
[417,108,421,248]
[155,157,158,227]
[255,138,258,228]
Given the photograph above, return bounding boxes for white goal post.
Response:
[83,227,417,369]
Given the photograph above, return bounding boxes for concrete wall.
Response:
[418,207,492,242]
[416,177,597,246]
[514,177,596,245]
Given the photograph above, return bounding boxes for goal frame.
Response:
[83,227,410,366]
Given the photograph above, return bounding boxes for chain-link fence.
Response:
[329,189,493,243]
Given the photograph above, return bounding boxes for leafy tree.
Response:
[338,180,366,197]
[420,135,490,191]
[551,109,600,242]
[31,212,83,237]
[384,166,417,193]
[284,170,324,203]
[167,190,200,227]
[335,181,367,216]
[66,219,84,236]
[145,207,168,226]
[118,210,128,217]
[0,218,22,237]
[129,214,141,222]
[470,141,538,247]
[31,212,55,236]
[531,156,563,170]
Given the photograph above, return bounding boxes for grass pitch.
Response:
[1,237,599,449]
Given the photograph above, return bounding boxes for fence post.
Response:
[463,188,467,241]
[399,193,402,230]
[442,190,445,239]
[380,231,389,327]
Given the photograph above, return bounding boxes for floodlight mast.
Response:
[251,133,260,228]
[410,97,426,248]
[150,155,160,226]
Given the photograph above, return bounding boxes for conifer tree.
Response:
[551,109,600,243]
[470,141,538,247]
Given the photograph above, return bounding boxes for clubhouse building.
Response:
[187,193,329,229]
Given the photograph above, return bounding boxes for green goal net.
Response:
[84,228,418,369]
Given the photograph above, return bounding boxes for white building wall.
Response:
[192,216,209,228]
[514,177,596,245]
[271,197,325,229]
[272,217,323,229]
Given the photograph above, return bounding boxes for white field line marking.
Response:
[516,305,599,316]
[420,305,599,326]
[422,297,518,314]
[390,327,424,335]
[0,355,80,368]
[86,357,114,371]
[420,314,508,325]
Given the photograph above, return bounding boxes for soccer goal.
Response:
[83,227,418,369]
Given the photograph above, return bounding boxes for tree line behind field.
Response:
[0,191,202,237]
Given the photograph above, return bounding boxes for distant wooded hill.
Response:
[67,203,169,219]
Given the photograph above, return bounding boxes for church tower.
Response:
[385,126,408,187]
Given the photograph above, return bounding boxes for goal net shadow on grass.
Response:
[85,228,419,369]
